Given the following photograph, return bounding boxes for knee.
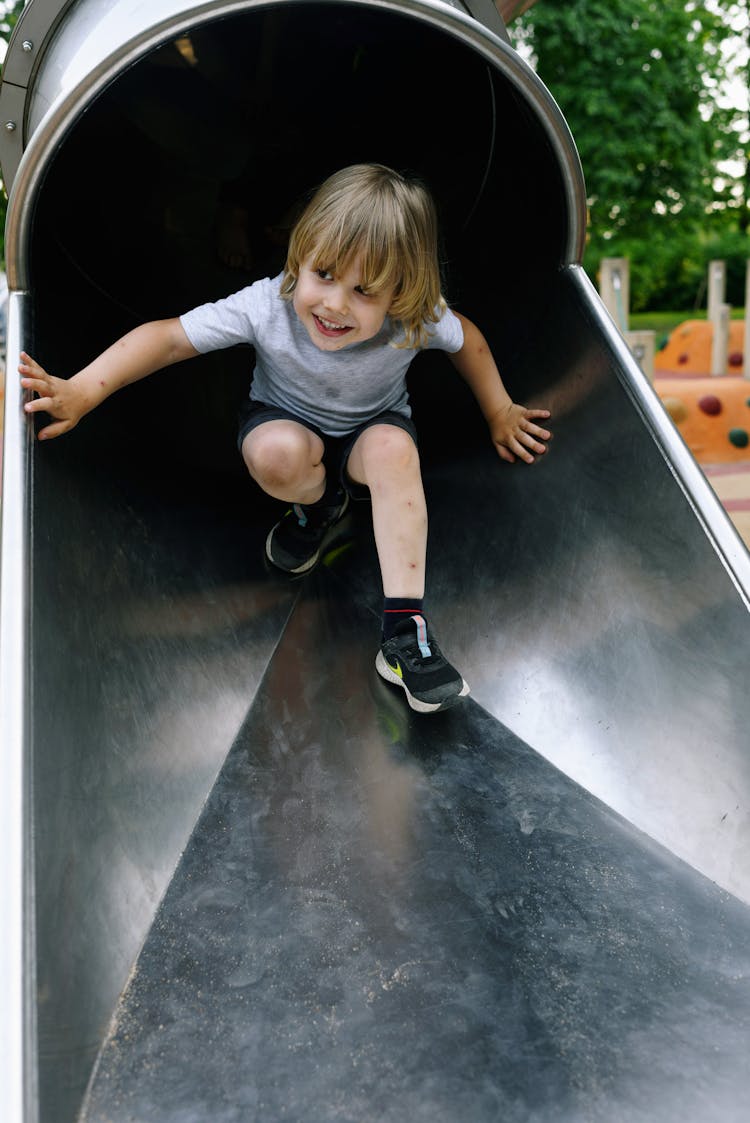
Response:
[361,426,420,477]
[243,427,314,490]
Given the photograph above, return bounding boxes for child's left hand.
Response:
[488,403,552,464]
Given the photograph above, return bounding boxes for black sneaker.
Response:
[265,494,350,575]
[375,614,470,714]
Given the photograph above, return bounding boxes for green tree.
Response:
[737,0,750,233]
[0,0,22,45]
[515,0,748,308]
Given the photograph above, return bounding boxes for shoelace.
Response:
[411,615,433,658]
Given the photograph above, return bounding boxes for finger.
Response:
[37,419,72,441]
[524,408,551,420]
[519,416,552,441]
[24,396,55,414]
[19,354,48,378]
[20,376,53,396]
[510,438,536,464]
[520,432,548,455]
[523,422,552,441]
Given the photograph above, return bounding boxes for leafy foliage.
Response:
[0,0,22,41]
[515,0,749,309]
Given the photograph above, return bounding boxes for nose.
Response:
[324,283,349,316]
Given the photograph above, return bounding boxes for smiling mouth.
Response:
[313,314,353,338]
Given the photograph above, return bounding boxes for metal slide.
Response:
[1,2,750,1121]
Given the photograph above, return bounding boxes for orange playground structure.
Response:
[653,318,750,545]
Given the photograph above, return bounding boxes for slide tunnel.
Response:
[2,1,750,1120]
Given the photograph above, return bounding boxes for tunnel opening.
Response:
[29,4,570,485]
[21,7,573,1121]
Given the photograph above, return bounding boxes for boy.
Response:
[20,164,551,712]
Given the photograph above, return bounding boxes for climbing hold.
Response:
[698,394,722,416]
[728,351,743,368]
[678,353,689,365]
[662,396,688,424]
[728,428,749,449]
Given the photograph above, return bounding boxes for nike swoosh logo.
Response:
[387,659,403,679]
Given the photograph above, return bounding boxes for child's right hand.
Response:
[19,353,92,440]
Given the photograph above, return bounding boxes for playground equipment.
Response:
[598,257,656,379]
[601,256,750,464]
[2,2,750,1121]
[675,258,750,380]
[652,261,750,463]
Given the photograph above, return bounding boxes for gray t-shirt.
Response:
[179,274,464,436]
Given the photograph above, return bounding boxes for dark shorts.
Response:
[237,399,419,500]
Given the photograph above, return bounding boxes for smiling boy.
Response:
[20,164,550,713]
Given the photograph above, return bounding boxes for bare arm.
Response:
[448,312,551,464]
[19,317,199,440]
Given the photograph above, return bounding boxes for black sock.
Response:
[297,478,345,527]
[382,597,424,640]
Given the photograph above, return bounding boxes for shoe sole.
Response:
[375,651,470,714]
[265,497,350,575]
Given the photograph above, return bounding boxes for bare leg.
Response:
[346,425,427,598]
[241,419,326,504]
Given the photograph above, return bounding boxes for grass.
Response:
[630,308,746,337]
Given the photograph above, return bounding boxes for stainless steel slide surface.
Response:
[20,265,750,1123]
[79,575,750,1123]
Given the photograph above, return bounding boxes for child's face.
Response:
[293,256,395,351]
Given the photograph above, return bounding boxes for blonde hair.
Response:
[280,164,446,349]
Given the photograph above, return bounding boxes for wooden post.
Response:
[707,260,726,327]
[599,258,629,333]
[625,330,656,383]
[711,302,730,377]
[599,258,653,378]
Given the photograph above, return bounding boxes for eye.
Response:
[315,268,333,281]
[354,285,371,297]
